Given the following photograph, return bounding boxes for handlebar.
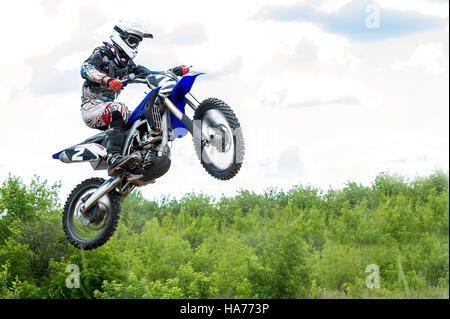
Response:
[119,73,136,87]
[120,66,192,85]
[120,66,193,89]
[120,73,151,87]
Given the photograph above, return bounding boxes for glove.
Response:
[106,78,123,91]
[171,65,190,76]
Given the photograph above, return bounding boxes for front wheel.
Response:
[62,177,121,250]
[193,98,245,180]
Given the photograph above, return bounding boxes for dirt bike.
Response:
[52,69,245,250]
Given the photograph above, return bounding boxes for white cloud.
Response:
[54,50,92,72]
[0,0,448,203]
[376,0,450,18]
[404,41,446,74]
[317,0,354,13]
[258,72,382,109]
[0,87,10,104]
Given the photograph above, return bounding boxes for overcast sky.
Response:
[0,0,448,202]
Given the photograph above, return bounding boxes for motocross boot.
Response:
[105,111,138,177]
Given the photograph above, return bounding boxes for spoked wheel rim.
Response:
[69,188,112,241]
[193,98,245,181]
[201,109,235,171]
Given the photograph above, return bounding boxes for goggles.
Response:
[125,34,142,48]
[114,26,146,48]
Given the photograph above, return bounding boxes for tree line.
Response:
[0,171,448,298]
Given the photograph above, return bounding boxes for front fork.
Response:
[162,95,208,144]
[80,177,123,214]
[185,93,200,111]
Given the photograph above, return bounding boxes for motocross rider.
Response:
[80,21,188,176]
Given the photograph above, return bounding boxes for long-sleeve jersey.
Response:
[80,42,151,103]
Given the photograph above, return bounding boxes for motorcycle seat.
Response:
[81,131,107,145]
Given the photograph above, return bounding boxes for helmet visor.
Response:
[125,35,142,48]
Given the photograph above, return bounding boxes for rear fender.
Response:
[53,143,107,163]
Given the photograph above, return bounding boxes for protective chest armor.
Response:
[96,44,134,80]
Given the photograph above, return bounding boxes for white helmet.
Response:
[110,21,153,60]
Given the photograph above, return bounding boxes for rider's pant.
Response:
[81,99,131,130]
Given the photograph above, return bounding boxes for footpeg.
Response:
[108,155,139,177]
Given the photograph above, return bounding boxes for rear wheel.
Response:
[193,98,245,180]
[62,178,121,250]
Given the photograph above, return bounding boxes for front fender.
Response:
[170,71,204,138]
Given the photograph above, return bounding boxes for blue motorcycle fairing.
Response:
[169,71,204,138]
[125,86,162,130]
